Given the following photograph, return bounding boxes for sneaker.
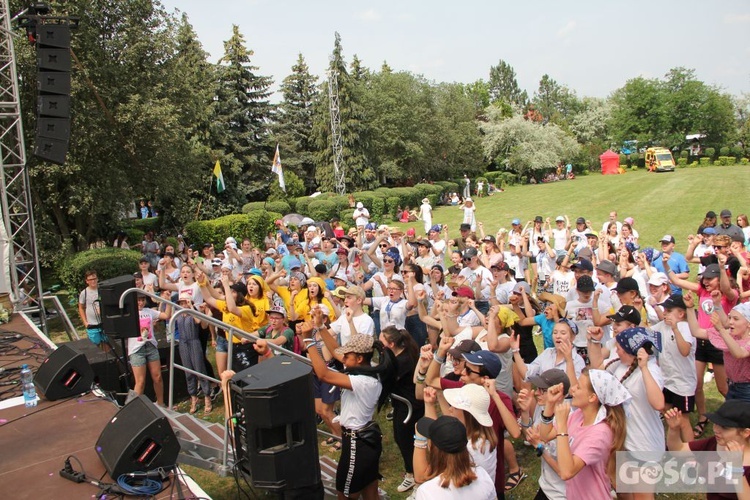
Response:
[397,475,415,493]
[406,486,419,500]
[704,371,714,383]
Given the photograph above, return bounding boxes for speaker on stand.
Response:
[230,356,323,498]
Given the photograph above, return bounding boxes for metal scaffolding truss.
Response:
[327,68,345,195]
[0,1,47,331]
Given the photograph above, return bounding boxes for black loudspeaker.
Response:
[33,344,95,401]
[231,356,321,492]
[96,394,180,479]
[99,275,140,338]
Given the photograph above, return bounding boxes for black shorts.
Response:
[663,387,695,413]
[695,339,724,365]
[337,423,382,496]
[530,256,537,264]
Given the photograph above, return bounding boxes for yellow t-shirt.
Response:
[216,299,255,343]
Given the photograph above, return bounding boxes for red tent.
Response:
[599,150,620,175]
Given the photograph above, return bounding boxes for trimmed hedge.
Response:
[242,200,291,214]
[128,217,162,234]
[699,157,711,166]
[308,199,338,222]
[58,248,142,292]
[704,148,715,159]
[184,211,282,248]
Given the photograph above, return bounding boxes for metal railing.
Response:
[118,287,413,475]
[41,294,79,341]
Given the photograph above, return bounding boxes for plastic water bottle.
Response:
[20,364,37,407]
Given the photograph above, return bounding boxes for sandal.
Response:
[322,437,336,446]
[693,417,709,438]
[203,398,213,416]
[189,397,199,415]
[329,441,342,452]
[504,469,527,492]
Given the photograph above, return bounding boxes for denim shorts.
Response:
[215,335,228,353]
[130,342,160,367]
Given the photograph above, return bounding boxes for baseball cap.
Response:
[608,305,641,325]
[662,294,687,310]
[266,304,287,317]
[511,218,521,226]
[335,333,374,356]
[585,232,598,239]
[534,216,543,223]
[528,368,571,395]
[406,228,416,237]
[512,281,531,295]
[356,202,363,209]
[555,216,565,222]
[459,223,471,231]
[596,260,618,276]
[139,256,150,263]
[461,350,502,378]
[706,210,717,218]
[211,257,223,266]
[575,217,586,224]
[660,235,675,244]
[571,258,593,272]
[701,227,717,235]
[265,248,277,256]
[452,286,475,299]
[332,286,347,298]
[133,271,143,279]
[448,339,481,359]
[576,275,596,292]
[720,209,732,218]
[702,263,722,279]
[463,247,478,259]
[705,401,750,429]
[288,258,302,270]
[342,285,366,299]
[336,246,348,256]
[300,217,315,225]
[314,263,327,275]
[416,416,467,453]
[333,269,348,282]
[647,272,669,286]
[490,261,510,272]
[482,235,496,243]
[443,385,492,427]
[614,277,640,294]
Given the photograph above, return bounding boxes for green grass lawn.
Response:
[51,164,746,499]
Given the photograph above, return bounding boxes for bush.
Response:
[386,197,401,218]
[58,248,142,292]
[434,180,459,194]
[308,199,338,222]
[241,201,265,213]
[127,217,161,235]
[688,162,698,168]
[699,157,711,166]
[295,197,312,216]
[679,150,689,159]
[184,212,281,248]
[618,154,628,165]
[719,147,730,157]
[704,147,715,159]
[266,201,291,214]
[715,156,732,166]
[677,157,688,167]
[741,158,750,165]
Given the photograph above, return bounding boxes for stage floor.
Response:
[0,313,209,499]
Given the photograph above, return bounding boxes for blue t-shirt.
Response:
[652,253,689,294]
[315,251,339,272]
[534,314,555,349]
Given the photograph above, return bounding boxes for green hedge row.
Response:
[484,171,521,187]
[242,200,291,215]
[58,248,142,292]
[184,211,282,249]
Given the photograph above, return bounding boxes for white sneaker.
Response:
[704,371,714,383]
[397,475,416,492]
[406,485,419,499]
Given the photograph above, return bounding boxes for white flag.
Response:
[271,145,285,193]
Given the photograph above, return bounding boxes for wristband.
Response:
[540,413,554,424]
[588,338,602,345]
[416,374,426,382]
[413,434,427,442]
[518,418,533,429]
[413,442,427,449]
[433,354,446,364]
[418,370,427,377]
[511,348,521,353]
[557,433,569,438]
[536,443,545,457]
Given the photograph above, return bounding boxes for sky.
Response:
[160,0,750,102]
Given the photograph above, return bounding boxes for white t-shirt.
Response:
[524,347,586,381]
[458,266,493,300]
[457,308,481,328]
[494,280,516,304]
[79,287,100,325]
[551,228,568,251]
[141,272,158,290]
[441,327,476,377]
[503,252,527,281]
[330,312,375,348]
[371,297,408,330]
[536,251,556,281]
[468,438,497,483]
[367,272,403,301]
[415,465,495,500]
[129,308,160,356]
[431,239,447,263]
[565,295,611,347]
[651,321,696,396]
[353,207,370,227]
[551,270,575,297]
[339,374,381,430]
[177,281,203,305]
[606,358,664,453]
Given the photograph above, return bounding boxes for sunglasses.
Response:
[380,244,389,248]
[383,258,394,263]
[713,245,726,250]
[462,257,473,262]
[463,365,483,376]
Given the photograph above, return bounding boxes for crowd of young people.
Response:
[77,206,750,499]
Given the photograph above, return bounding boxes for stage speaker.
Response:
[231,356,321,493]
[96,394,180,479]
[99,275,139,338]
[34,344,95,401]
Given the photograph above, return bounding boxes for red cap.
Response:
[452,286,474,299]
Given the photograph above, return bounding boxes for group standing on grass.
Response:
[77,202,750,499]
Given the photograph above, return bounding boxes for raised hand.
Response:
[517,388,532,413]
[636,347,649,368]
[547,383,565,406]
[554,401,571,427]
[683,292,695,309]
[663,408,683,430]
[423,386,437,405]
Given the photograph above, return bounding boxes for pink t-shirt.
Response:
[562,409,613,500]
[696,285,736,328]
[707,328,750,383]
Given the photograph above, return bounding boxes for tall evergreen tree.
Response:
[488,59,528,109]
[273,54,319,193]
[312,33,375,192]
[211,25,274,210]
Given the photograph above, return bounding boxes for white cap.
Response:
[356,202,363,209]
[648,272,669,286]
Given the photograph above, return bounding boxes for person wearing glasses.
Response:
[362,246,403,333]
[365,279,412,330]
[79,270,109,351]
